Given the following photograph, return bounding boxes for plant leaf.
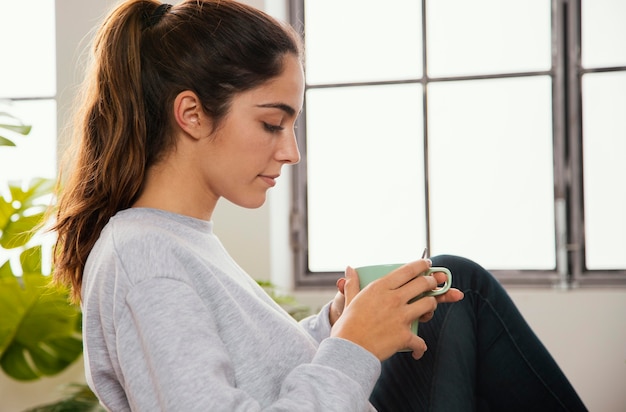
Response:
[0,135,16,147]
[0,343,40,380]
[9,178,55,210]
[0,178,55,249]
[0,270,82,381]
[0,123,32,135]
[23,383,106,412]
[0,194,14,230]
[0,111,31,146]
[21,245,42,274]
[0,212,45,249]
[0,259,14,279]
[0,274,25,356]
[0,111,32,137]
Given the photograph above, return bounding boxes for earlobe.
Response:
[173,90,209,140]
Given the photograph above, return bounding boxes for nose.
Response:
[278,129,300,165]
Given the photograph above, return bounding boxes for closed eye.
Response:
[263,122,284,133]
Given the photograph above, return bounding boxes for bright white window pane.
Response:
[306,84,426,271]
[304,0,422,85]
[0,0,56,98]
[427,0,550,77]
[582,72,626,269]
[428,76,555,269]
[0,100,57,181]
[582,0,626,68]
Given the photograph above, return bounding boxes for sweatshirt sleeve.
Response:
[115,279,380,411]
[299,301,333,343]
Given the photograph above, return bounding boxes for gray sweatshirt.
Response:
[82,208,380,411]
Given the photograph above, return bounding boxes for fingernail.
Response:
[336,278,346,291]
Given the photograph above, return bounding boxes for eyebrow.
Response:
[256,102,297,117]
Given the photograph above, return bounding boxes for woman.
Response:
[52,1,586,411]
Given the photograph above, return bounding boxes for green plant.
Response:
[257,280,311,321]
[23,383,105,412]
[0,111,32,147]
[0,116,83,383]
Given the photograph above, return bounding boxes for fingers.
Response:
[377,259,432,290]
[329,290,346,326]
[343,266,361,306]
[366,260,438,306]
[418,311,435,323]
[397,271,438,304]
[329,276,348,326]
[408,294,438,323]
[406,335,428,360]
[416,288,464,325]
[431,270,449,286]
[336,277,346,295]
[434,288,465,304]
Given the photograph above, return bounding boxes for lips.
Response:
[258,174,279,187]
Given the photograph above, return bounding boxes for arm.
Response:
[298,301,333,343]
[298,277,349,343]
[117,278,380,411]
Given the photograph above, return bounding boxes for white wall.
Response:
[507,289,626,411]
[1,1,624,411]
[0,358,86,412]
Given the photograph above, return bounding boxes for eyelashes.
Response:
[263,122,284,133]
[262,121,298,133]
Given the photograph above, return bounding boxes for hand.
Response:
[417,269,464,322]
[331,259,450,361]
[328,278,346,327]
[330,265,464,325]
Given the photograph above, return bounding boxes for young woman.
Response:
[52,1,587,411]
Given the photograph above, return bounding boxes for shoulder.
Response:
[103,207,212,252]
[86,208,216,285]
[106,207,208,243]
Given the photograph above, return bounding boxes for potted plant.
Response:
[0,111,99,411]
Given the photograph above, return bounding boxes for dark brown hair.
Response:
[52,0,302,303]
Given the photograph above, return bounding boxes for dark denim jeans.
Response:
[370,255,587,412]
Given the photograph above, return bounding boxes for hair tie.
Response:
[146,3,172,29]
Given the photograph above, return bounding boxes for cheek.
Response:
[240,135,276,162]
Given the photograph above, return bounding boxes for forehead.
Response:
[236,55,305,114]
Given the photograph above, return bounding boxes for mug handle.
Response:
[423,267,452,296]
[408,267,452,303]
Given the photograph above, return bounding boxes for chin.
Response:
[230,193,267,209]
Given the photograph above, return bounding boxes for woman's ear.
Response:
[173,90,211,140]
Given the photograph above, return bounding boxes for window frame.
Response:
[289,0,626,289]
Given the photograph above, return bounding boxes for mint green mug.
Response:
[355,264,452,349]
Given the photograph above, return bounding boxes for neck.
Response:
[133,156,218,221]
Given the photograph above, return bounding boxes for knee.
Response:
[431,254,483,274]
[430,254,500,293]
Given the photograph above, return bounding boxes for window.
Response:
[0,0,57,182]
[0,0,57,269]
[290,0,626,288]
[0,0,57,180]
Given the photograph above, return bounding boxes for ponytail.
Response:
[53,0,161,303]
